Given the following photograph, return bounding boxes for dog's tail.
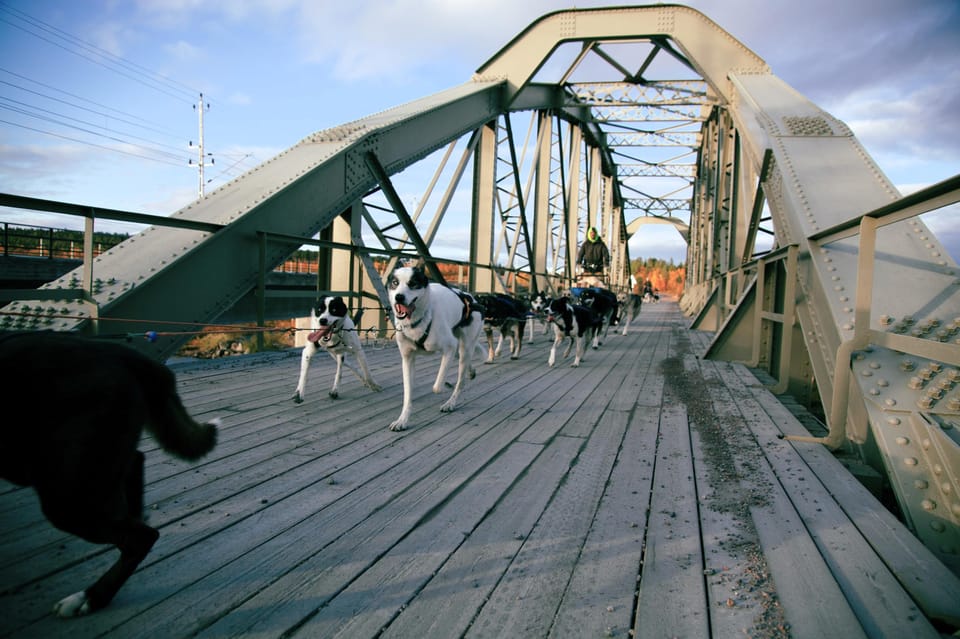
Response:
[130,354,218,460]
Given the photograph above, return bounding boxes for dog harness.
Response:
[398,290,482,351]
[548,309,574,336]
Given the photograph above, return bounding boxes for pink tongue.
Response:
[396,303,411,316]
[308,326,331,342]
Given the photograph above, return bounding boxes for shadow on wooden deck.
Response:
[1,300,958,638]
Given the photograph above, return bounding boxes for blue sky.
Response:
[1,0,958,265]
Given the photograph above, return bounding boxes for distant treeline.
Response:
[630,257,686,297]
[1,224,129,257]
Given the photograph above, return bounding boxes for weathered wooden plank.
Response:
[690,414,784,637]
[695,358,868,639]
[725,362,960,630]
[381,431,585,639]
[549,408,657,638]
[548,319,670,637]
[188,411,567,639]
[633,401,709,639]
[464,418,630,637]
[298,440,545,638]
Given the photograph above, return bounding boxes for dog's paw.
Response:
[54,591,91,617]
[388,419,407,432]
[328,391,339,399]
[440,401,457,413]
[292,391,304,404]
[368,382,382,392]
[571,362,580,368]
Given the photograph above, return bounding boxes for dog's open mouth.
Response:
[307,325,333,342]
[394,300,416,320]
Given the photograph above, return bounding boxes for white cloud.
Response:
[164,39,203,61]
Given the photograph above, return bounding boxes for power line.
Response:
[0,67,184,140]
[0,118,190,169]
[0,78,187,151]
[0,4,258,188]
[0,96,188,161]
[0,3,197,103]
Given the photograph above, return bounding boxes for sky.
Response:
[1,0,958,266]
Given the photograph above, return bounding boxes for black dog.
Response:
[578,287,619,347]
[476,293,528,362]
[546,296,600,367]
[0,331,218,617]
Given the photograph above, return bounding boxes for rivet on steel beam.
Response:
[888,417,901,425]
[915,479,928,489]
[921,499,937,511]
[905,457,919,466]
[930,521,946,533]
[895,436,910,446]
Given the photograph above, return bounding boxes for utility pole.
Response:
[189,93,214,198]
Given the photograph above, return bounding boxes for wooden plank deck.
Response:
[2,299,959,638]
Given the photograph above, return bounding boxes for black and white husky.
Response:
[0,331,217,617]
[292,296,381,402]
[527,292,553,343]
[545,296,600,367]
[387,260,484,431]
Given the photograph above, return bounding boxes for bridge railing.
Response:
[1,193,582,336]
[789,173,960,448]
[0,193,221,330]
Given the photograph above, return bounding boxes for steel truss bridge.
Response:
[2,5,959,573]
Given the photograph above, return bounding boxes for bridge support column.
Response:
[470,121,497,294]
